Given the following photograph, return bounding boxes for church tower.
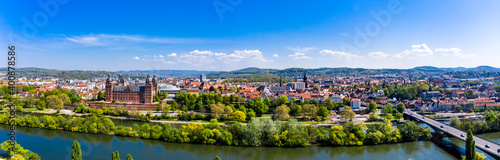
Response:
[303,70,308,89]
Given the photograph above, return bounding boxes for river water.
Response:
[0,124,463,160]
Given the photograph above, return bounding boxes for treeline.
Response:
[219,73,293,83]
[0,113,431,148]
[0,87,82,111]
[173,92,340,122]
[174,92,340,113]
[450,110,500,134]
[0,140,40,160]
[359,82,443,100]
[0,67,119,80]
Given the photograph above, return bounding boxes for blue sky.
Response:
[1,0,500,71]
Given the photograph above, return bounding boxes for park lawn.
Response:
[22,107,40,112]
[188,120,211,123]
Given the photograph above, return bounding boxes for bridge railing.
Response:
[407,112,500,147]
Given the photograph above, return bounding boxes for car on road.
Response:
[440,125,444,128]
[461,134,464,137]
[486,144,490,148]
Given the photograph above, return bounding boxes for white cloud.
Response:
[319,50,361,59]
[158,55,164,58]
[289,52,311,60]
[164,61,174,64]
[178,49,271,64]
[368,51,389,59]
[64,34,210,46]
[435,48,477,58]
[167,53,177,57]
[287,47,316,60]
[394,44,433,59]
[132,56,140,60]
[287,47,316,53]
[273,54,279,57]
[224,50,272,62]
[66,36,101,45]
[190,50,215,56]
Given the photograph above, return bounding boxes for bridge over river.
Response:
[404,109,500,158]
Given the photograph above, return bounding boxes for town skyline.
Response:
[2,0,500,71]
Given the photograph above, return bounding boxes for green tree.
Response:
[368,101,377,112]
[318,106,329,118]
[274,105,290,120]
[97,91,105,101]
[112,151,120,160]
[214,156,222,160]
[279,95,288,105]
[465,129,475,160]
[156,103,162,112]
[71,140,82,160]
[246,109,256,120]
[340,106,355,122]
[395,113,403,120]
[382,103,394,116]
[466,103,474,111]
[59,94,71,104]
[46,95,63,109]
[396,102,406,113]
[126,154,134,160]
[466,89,475,99]
[172,101,179,110]
[231,111,246,122]
[211,103,225,119]
[454,105,463,112]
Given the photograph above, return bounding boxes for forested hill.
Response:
[210,67,411,77]
[116,70,219,77]
[1,65,499,80]
[210,66,500,77]
[0,67,118,80]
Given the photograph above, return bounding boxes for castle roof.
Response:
[112,85,145,92]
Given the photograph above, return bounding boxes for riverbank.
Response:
[0,112,432,149]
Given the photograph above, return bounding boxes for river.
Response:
[0,124,461,160]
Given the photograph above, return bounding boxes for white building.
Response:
[350,99,360,109]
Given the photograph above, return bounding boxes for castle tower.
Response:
[144,74,153,103]
[105,74,113,102]
[152,75,158,92]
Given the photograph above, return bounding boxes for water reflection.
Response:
[0,124,458,160]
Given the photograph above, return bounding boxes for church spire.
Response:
[280,76,282,87]
[303,69,308,88]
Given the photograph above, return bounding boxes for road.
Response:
[405,109,500,158]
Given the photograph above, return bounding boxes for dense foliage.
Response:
[450,110,500,134]
[0,113,431,148]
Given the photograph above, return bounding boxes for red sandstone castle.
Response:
[105,74,158,104]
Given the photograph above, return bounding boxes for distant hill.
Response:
[116,70,219,77]
[210,67,277,76]
[0,67,118,80]
[415,66,500,73]
[1,66,498,80]
[412,66,448,72]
